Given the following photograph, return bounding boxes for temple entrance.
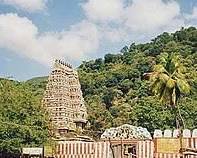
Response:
[109,140,138,158]
[127,145,137,158]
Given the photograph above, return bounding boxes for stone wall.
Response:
[154,129,197,138]
[153,129,197,158]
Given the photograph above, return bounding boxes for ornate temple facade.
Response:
[43,60,87,136]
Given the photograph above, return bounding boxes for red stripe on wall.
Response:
[69,143,71,155]
[58,144,61,154]
[80,142,82,154]
[62,143,64,154]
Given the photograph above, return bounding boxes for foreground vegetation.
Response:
[0,27,196,152]
[0,79,50,153]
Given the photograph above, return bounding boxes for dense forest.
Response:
[0,27,196,151]
[0,78,50,153]
[78,27,197,135]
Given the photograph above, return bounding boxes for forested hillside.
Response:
[78,27,197,135]
[0,78,50,153]
[0,27,196,147]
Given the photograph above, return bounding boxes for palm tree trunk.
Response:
[176,102,185,156]
[177,103,185,129]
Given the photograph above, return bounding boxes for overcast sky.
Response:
[0,0,196,80]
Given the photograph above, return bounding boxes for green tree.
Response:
[0,79,50,153]
[131,96,176,133]
[4,27,194,139]
[146,53,190,128]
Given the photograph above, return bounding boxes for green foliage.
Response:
[25,76,48,98]
[148,53,190,106]
[1,27,196,144]
[78,27,197,135]
[130,96,176,133]
[0,79,50,153]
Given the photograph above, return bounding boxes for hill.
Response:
[2,27,196,140]
[78,27,197,134]
[0,79,50,153]
[26,76,48,84]
[25,76,48,98]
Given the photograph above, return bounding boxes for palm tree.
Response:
[145,52,190,129]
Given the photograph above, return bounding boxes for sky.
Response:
[0,0,196,80]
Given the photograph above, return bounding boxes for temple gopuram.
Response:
[42,60,87,137]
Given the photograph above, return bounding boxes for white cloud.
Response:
[101,25,128,43]
[124,0,182,32]
[0,1,196,66]
[83,0,185,31]
[82,0,124,23]
[0,13,99,65]
[0,0,48,12]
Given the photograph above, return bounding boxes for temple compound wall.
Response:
[20,129,197,158]
[55,129,197,158]
[42,60,87,137]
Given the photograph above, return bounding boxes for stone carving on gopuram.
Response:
[42,60,87,137]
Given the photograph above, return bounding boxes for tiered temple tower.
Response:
[43,60,87,137]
